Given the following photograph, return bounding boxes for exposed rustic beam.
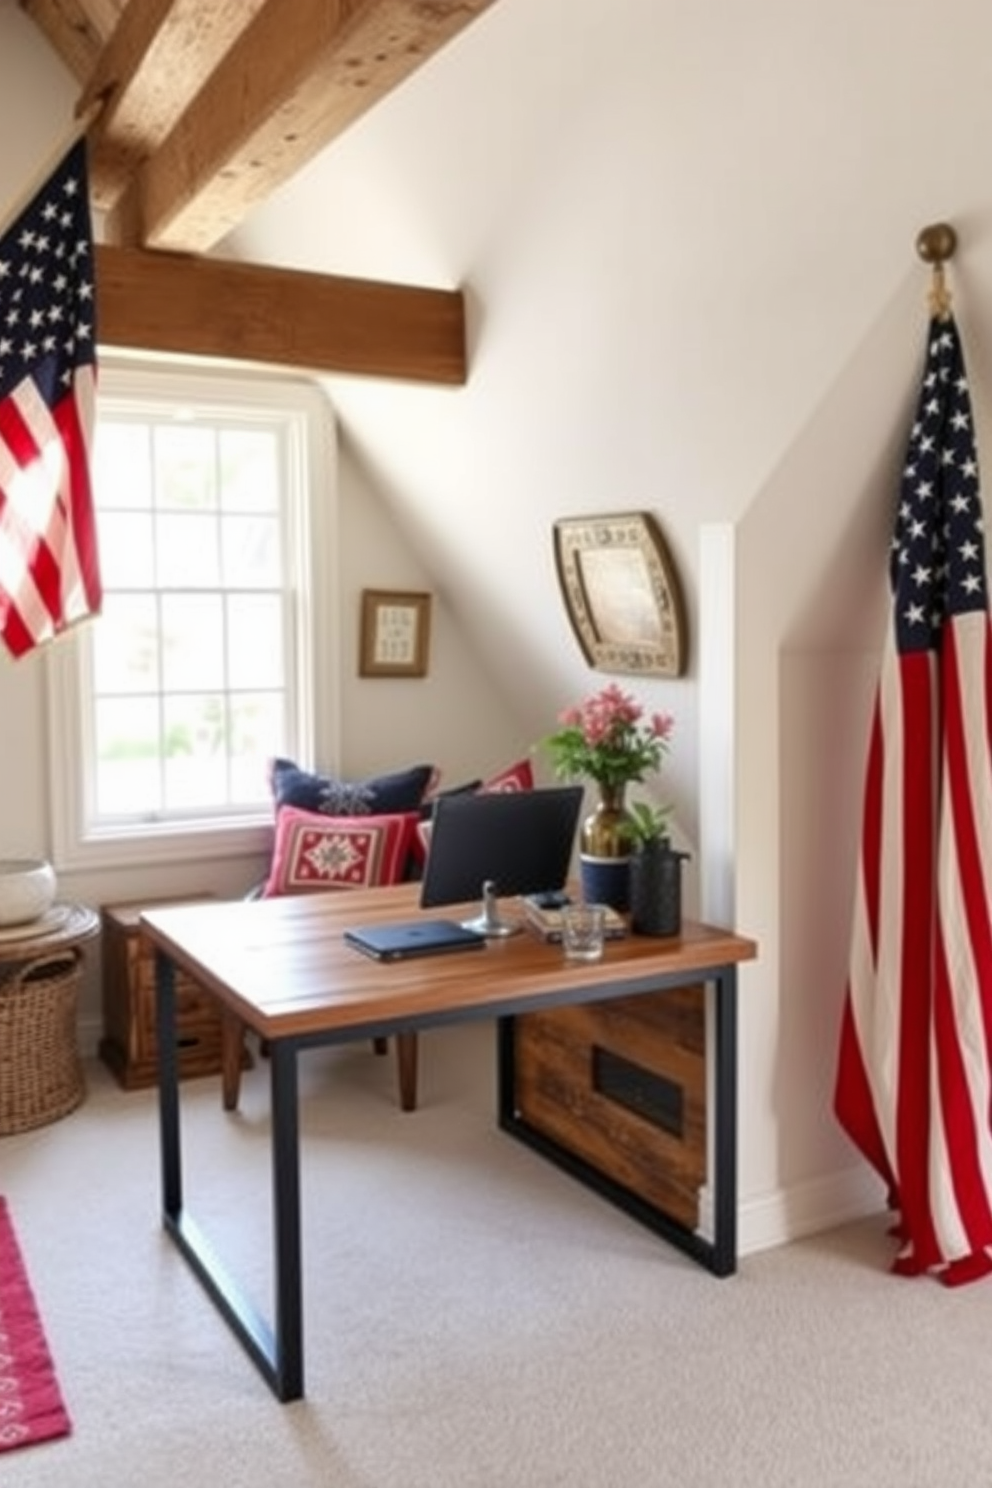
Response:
[78,0,268,210]
[18,0,117,81]
[102,0,498,252]
[94,244,467,385]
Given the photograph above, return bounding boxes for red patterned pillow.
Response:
[263,807,417,897]
[482,758,534,793]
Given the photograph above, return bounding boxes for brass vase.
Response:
[580,783,634,858]
[579,783,634,912]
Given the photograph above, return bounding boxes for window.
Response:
[47,362,337,871]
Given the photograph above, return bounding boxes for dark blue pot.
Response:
[579,854,631,913]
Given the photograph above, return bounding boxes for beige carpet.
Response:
[3,1022,992,1488]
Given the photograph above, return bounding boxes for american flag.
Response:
[0,137,100,659]
[835,310,992,1286]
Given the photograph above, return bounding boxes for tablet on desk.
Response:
[343,919,487,962]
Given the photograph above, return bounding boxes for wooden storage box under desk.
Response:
[100,897,250,1090]
[513,985,706,1231]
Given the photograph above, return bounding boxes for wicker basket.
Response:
[0,950,86,1135]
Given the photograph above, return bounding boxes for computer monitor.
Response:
[419,785,583,937]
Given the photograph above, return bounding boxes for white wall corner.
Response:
[698,523,737,926]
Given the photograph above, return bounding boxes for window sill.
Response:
[51,817,275,874]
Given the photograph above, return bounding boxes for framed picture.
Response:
[359,589,432,678]
[552,512,686,677]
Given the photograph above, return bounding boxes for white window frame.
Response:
[46,359,339,872]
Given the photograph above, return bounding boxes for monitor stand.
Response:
[462,879,519,938]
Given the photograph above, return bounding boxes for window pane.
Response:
[92,595,160,694]
[227,594,283,688]
[94,697,162,815]
[161,594,225,691]
[93,423,152,509]
[220,430,279,512]
[155,426,216,510]
[49,366,327,863]
[229,693,284,803]
[156,513,220,589]
[221,515,281,588]
[163,694,229,809]
[98,512,155,589]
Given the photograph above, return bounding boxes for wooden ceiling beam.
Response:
[94,244,467,385]
[102,0,497,252]
[18,0,115,81]
[79,0,269,211]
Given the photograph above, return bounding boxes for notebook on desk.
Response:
[343,918,487,962]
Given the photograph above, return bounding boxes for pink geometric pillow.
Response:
[263,807,417,897]
[481,758,534,793]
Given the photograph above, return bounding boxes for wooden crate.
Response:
[513,985,706,1230]
[100,897,249,1090]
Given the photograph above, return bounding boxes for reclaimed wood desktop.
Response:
[142,883,756,1403]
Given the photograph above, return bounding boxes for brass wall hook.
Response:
[915,222,958,265]
[916,222,957,318]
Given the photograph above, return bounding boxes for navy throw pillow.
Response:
[269,758,435,817]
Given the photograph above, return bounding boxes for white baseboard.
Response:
[695,1165,885,1256]
[736,1165,887,1255]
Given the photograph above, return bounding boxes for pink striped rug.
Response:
[0,1196,71,1453]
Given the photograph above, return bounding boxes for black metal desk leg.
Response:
[269,1040,304,1402]
[711,966,738,1276]
[155,951,182,1220]
[496,1016,516,1125]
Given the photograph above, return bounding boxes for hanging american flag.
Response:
[0,136,100,659]
[835,307,992,1286]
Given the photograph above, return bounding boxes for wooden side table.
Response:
[100,897,251,1090]
[0,903,99,1135]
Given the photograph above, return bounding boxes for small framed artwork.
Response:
[359,589,432,678]
[552,511,687,677]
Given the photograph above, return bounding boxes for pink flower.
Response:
[543,686,675,790]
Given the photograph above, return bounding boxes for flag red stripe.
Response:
[932,930,992,1253]
[0,592,37,659]
[53,374,101,616]
[931,619,992,1251]
[835,996,895,1190]
[0,391,69,630]
[942,622,992,1013]
[0,387,39,466]
[892,653,941,1266]
[0,372,102,650]
[861,696,884,960]
[0,477,59,644]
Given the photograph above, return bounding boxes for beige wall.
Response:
[7,0,992,1251]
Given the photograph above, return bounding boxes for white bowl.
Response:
[0,858,57,927]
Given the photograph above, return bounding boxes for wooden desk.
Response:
[142,884,756,1402]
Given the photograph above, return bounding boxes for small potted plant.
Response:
[625,800,672,849]
[625,799,688,937]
